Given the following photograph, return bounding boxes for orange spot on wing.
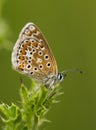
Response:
[23,41,31,50]
[39,44,44,48]
[20,48,26,55]
[33,28,37,33]
[19,56,25,61]
[27,31,32,36]
[26,41,31,46]
[32,42,38,47]
[18,63,24,70]
[25,56,28,60]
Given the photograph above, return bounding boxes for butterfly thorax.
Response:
[43,73,64,88]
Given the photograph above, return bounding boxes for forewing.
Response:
[11,23,58,81]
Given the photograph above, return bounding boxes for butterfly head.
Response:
[44,72,65,88]
[57,73,64,83]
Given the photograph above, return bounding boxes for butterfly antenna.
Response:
[61,68,83,77]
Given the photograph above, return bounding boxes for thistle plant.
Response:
[0,80,63,130]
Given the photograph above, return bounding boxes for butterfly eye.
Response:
[58,73,64,82]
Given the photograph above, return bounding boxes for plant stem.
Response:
[32,115,38,130]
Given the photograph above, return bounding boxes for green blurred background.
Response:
[0,0,96,130]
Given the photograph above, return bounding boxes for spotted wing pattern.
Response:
[12,23,58,81]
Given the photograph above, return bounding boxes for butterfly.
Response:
[11,23,82,88]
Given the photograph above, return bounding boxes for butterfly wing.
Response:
[12,23,58,81]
